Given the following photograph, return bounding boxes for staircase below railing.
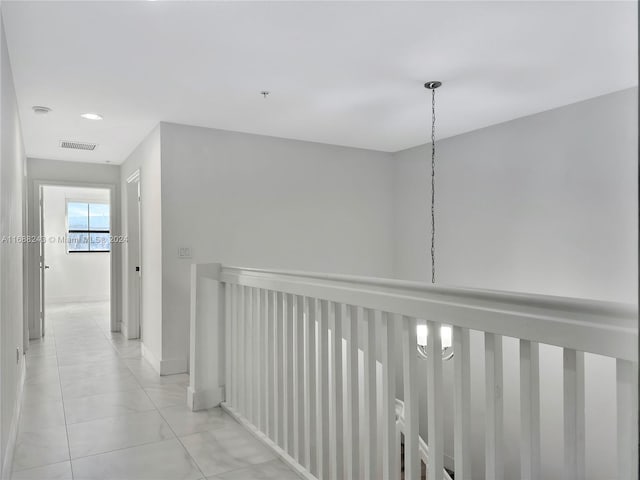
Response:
[395,399,453,480]
[188,263,638,480]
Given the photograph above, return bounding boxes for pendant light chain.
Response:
[430,87,436,284]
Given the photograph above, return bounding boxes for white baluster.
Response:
[381,312,397,480]
[363,309,378,479]
[319,299,331,478]
[345,305,360,480]
[261,289,268,433]
[251,288,261,428]
[403,316,420,480]
[224,284,231,406]
[453,326,471,480]
[246,287,254,423]
[307,297,318,475]
[281,292,290,450]
[520,340,540,480]
[266,290,274,439]
[331,303,345,478]
[616,358,638,480]
[230,284,237,408]
[563,348,585,480]
[248,287,255,423]
[275,291,284,447]
[285,293,295,455]
[254,288,262,429]
[485,332,504,480]
[238,286,246,415]
[427,320,444,480]
[396,418,402,480]
[295,295,305,463]
[301,297,312,471]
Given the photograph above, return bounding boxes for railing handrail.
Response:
[213,265,637,361]
[190,263,639,479]
[221,265,636,314]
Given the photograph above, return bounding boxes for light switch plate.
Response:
[178,247,192,259]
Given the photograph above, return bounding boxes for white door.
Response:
[126,173,142,339]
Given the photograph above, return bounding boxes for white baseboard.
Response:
[141,343,187,376]
[159,356,187,376]
[221,404,309,480]
[141,343,161,374]
[1,356,26,479]
[121,322,139,340]
[187,385,224,411]
[221,401,450,480]
[46,295,109,304]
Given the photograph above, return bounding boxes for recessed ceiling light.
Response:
[81,113,103,121]
[32,106,52,115]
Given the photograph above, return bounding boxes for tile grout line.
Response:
[93,306,209,480]
[150,383,208,479]
[16,304,155,477]
[208,458,295,479]
[61,304,136,475]
[50,311,75,480]
[43,304,124,477]
[159,414,208,479]
[20,304,286,480]
[96,311,287,479]
[68,433,187,463]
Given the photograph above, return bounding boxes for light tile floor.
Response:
[12,302,301,480]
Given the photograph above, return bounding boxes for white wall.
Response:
[117,89,635,475]
[392,88,638,479]
[27,158,120,186]
[42,185,110,304]
[0,10,26,477]
[393,88,637,303]
[159,122,395,373]
[26,158,121,338]
[120,126,163,372]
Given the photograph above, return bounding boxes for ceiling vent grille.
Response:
[60,140,97,151]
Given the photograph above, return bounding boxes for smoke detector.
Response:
[59,140,98,151]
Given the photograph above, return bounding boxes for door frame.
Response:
[38,186,45,336]
[124,169,142,340]
[27,178,121,339]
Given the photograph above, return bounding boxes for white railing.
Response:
[188,263,638,480]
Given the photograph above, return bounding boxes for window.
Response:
[67,201,110,252]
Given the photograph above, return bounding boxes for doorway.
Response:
[40,185,112,333]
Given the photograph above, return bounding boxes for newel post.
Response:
[187,262,225,411]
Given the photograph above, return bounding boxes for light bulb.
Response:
[440,325,452,349]
[416,324,428,346]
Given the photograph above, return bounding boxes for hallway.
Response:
[12,302,300,480]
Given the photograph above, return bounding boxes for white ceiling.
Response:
[2,1,637,164]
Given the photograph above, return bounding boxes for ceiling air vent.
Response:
[60,140,97,151]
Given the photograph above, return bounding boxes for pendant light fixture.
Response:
[425,80,441,284]
[417,81,454,361]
